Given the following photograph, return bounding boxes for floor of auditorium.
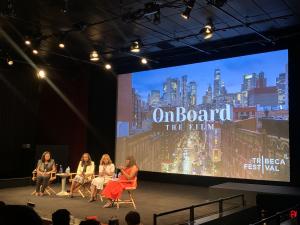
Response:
[0,181,248,225]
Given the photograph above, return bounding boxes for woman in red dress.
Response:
[102,156,138,208]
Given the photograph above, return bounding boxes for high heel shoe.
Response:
[88,198,95,203]
[103,201,112,208]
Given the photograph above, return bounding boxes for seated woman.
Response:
[69,153,95,198]
[102,156,138,208]
[35,151,56,196]
[89,154,115,202]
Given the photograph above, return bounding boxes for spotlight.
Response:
[58,42,65,48]
[37,69,46,79]
[32,49,39,55]
[90,50,99,61]
[130,40,141,53]
[25,39,31,46]
[181,0,195,20]
[7,58,14,66]
[141,58,148,64]
[181,7,192,20]
[62,0,69,13]
[201,19,214,39]
[105,63,112,70]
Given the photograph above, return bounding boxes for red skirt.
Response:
[101,180,133,200]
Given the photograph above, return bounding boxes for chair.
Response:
[69,173,93,198]
[31,169,57,195]
[115,177,137,209]
[93,174,114,202]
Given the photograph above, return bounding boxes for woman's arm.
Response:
[99,165,104,176]
[121,166,138,180]
[106,164,115,176]
[36,161,43,176]
[76,162,82,175]
[84,162,95,177]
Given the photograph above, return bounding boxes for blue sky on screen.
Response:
[131,50,288,101]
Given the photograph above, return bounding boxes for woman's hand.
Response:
[118,165,125,170]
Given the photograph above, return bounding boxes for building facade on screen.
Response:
[116,50,289,182]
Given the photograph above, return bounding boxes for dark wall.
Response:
[0,64,90,178]
[87,68,117,169]
[0,65,39,178]
[36,68,89,171]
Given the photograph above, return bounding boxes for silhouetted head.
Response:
[0,205,42,225]
[52,209,71,225]
[125,211,141,225]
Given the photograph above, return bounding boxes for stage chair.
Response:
[69,173,93,198]
[31,169,57,195]
[115,177,137,209]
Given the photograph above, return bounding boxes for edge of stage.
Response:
[1,179,300,225]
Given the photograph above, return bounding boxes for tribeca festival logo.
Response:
[152,104,232,131]
[243,154,288,173]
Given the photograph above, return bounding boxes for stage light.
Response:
[105,63,112,70]
[130,40,141,53]
[181,0,195,20]
[201,19,214,39]
[58,42,65,48]
[7,58,14,66]
[32,49,39,55]
[141,57,148,64]
[25,39,31,46]
[181,7,192,20]
[90,50,99,61]
[37,69,46,79]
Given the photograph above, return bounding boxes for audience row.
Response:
[0,201,142,225]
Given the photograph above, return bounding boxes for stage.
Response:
[0,181,249,225]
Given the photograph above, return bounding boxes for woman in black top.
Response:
[35,151,56,196]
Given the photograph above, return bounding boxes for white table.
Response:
[56,173,70,196]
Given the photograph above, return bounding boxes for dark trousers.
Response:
[35,176,50,193]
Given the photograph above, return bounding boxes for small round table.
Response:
[56,173,70,196]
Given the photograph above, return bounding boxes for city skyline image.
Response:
[132,50,288,106]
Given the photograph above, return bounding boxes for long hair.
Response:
[126,156,137,168]
[80,153,92,166]
[41,151,51,163]
[100,154,112,165]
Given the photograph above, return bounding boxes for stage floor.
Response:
[0,181,246,225]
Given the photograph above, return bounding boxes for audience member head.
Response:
[125,211,141,225]
[0,205,43,225]
[79,219,100,225]
[52,209,71,225]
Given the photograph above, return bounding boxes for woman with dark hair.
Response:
[102,156,138,208]
[35,151,56,196]
[69,153,95,198]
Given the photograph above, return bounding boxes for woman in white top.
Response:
[89,154,115,202]
[69,153,95,198]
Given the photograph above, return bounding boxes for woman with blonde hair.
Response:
[69,153,94,198]
[89,154,115,202]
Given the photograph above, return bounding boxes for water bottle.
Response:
[65,166,70,174]
[59,165,63,173]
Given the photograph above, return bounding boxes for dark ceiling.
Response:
[0,0,300,73]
